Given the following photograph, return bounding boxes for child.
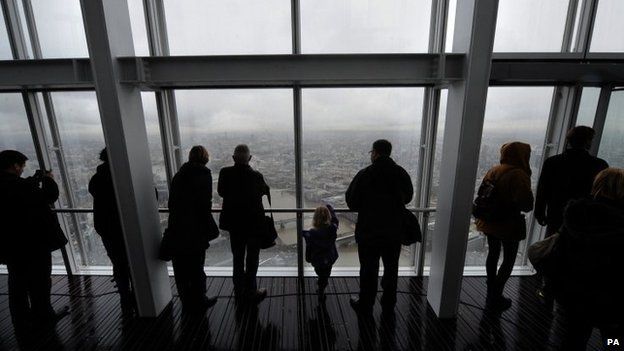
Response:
[303,204,339,301]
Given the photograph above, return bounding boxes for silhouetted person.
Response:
[0,150,67,331]
[88,148,135,314]
[549,168,624,350]
[346,139,413,314]
[218,144,269,303]
[303,204,339,301]
[168,146,218,311]
[475,142,534,310]
[534,126,608,300]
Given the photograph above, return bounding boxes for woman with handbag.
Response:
[168,145,219,312]
[474,142,534,311]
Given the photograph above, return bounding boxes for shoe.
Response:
[199,296,218,309]
[487,295,512,311]
[249,288,267,304]
[350,297,373,315]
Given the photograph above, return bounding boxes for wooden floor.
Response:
[0,275,603,350]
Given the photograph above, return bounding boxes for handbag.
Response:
[528,232,560,272]
[158,227,177,261]
[402,208,422,246]
[259,193,278,249]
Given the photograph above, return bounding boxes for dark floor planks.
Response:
[0,275,604,350]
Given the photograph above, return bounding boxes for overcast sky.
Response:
[2,0,623,153]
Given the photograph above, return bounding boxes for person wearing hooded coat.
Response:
[476,142,534,310]
[168,145,219,310]
[548,168,624,350]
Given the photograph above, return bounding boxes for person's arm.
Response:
[511,170,534,213]
[258,173,270,197]
[345,171,362,211]
[326,204,339,229]
[534,160,549,225]
[400,167,414,205]
[217,168,227,198]
[198,170,213,213]
[40,175,60,205]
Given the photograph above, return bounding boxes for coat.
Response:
[475,142,534,241]
[0,172,61,263]
[534,148,608,230]
[550,197,624,324]
[168,162,218,252]
[345,156,413,245]
[88,163,122,237]
[217,163,269,234]
[303,205,339,267]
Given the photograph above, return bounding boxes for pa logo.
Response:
[607,338,620,347]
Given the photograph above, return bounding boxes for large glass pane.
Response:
[576,87,600,128]
[467,87,553,267]
[175,89,296,267]
[494,0,569,52]
[0,7,13,59]
[141,92,168,208]
[301,0,432,53]
[128,0,150,56]
[163,0,291,55]
[51,92,109,266]
[31,0,88,58]
[302,88,424,268]
[0,94,37,176]
[598,90,624,168]
[590,0,624,52]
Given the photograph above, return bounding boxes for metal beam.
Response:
[427,0,499,319]
[80,0,171,317]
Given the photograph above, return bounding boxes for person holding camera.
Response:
[0,150,68,333]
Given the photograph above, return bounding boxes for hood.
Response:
[563,198,624,246]
[500,142,532,176]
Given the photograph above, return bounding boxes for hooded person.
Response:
[475,142,534,310]
[550,168,624,350]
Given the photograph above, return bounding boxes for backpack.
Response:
[472,171,514,222]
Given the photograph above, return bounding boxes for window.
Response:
[128,0,150,56]
[493,0,570,52]
[175,89,296,268]
[0,94,37,176]
[467,87,553,267]
[30,0,88,58]
[598,90,624,168]
[301,0,432,53]
[302,88,424,267]
[590,0,624,52]
[163,0,291,55]
[141,92,168,207]
[0,6,13,59]
[576,87,600,127]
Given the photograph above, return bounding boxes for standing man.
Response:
[218,144,269,303]
[89,148,135,314]
[346,139,413,314]
[534,126,608,300]
[0,150,67,332]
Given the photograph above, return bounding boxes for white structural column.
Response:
[80,0,171,317]
[427,0,499,318]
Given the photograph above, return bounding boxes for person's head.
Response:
[312,205,332,229]
[370,139,392,163]
[500,141,532,176]
[99,148,108,163]
[566,126,595,150]
[591,168,624,203]
[232,144,251,165]
[0,150,28,176]
[188,145,209,165]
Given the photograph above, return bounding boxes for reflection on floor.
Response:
[0,275,603,350]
